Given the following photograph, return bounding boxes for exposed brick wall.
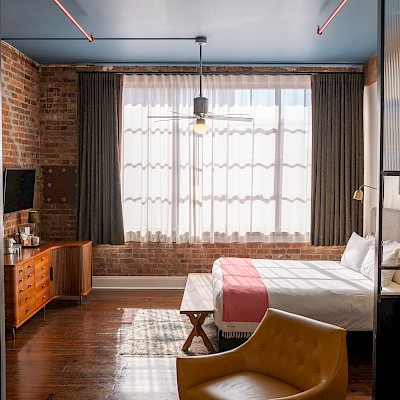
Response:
[1,42,41,238]
[92,242,345,276]
[364,54,377,86]
[2,41,351,276]
[1,44,80,241]
[39,67,78,241]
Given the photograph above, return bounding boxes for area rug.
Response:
[118,308,219,357]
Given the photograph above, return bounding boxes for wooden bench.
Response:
[180,273,215,352]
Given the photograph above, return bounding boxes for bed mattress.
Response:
[212,258,400,335]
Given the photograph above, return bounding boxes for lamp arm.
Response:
[360,184,377,191]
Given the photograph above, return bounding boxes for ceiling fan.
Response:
[148,36,253,134]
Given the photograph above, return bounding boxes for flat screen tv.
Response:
[3,168,36,214]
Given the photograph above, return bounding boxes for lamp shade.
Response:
[353,189,364,202]
[28,210,40,223]
[193,118,209,134]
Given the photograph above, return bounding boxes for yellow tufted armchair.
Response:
[176,308,348,400]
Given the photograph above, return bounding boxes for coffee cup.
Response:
[31,236,40,246]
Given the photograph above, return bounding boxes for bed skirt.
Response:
[218,330,249,352]
[220,330,253,339]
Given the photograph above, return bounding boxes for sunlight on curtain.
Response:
[122,74,311,243]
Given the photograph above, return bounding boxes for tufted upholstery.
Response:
[176,308,348,400]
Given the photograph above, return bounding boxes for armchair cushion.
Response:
[185,372,300,400]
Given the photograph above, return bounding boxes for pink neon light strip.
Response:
[53,0,94,42]
[317,0,349,35]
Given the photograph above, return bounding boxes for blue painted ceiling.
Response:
[0,0,377,65]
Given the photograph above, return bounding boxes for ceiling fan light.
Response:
[194,118,209,134]
[193,96,208,115]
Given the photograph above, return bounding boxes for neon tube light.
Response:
[317,0,349,35]
[53,0,94,42]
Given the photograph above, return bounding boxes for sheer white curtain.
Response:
[122,74,311,243]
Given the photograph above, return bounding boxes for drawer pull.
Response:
[27,265,32,269]
[28,274,33,278]
[25,296,30,302]
[41,266,45,270]
[19,278,23,283]
[42,296,46,300]
[28,284,32,288]
[19,269,24,274]
[25,308,31,313]
[42,275,46,279]
[42,284,46,289]
[41,258,45,261]
[19,289,24,294]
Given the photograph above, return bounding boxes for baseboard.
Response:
[92,275,187,290]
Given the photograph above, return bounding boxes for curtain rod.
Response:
[76,71,363,76]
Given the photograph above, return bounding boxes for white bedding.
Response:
[212,258,400,335]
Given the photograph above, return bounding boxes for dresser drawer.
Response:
[18,292,35,308]
[16,261,34,277]
[36,287,51,308]
[35,253,49,265]
[17,274,35,296]
[35,260,49,277]
[36,275,50,292]
[18,297,36,321]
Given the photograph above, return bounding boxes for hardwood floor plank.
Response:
[5,288,371,399]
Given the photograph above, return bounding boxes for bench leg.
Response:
[182,312,215,353]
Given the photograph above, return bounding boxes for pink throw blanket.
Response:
[220,257,269,323]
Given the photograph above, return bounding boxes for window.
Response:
[122,74,311,243]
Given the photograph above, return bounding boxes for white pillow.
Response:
[341,232,374,272]
[393,269,400,285]
[360,241,400,286]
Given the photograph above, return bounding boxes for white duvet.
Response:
[212,258,400,335]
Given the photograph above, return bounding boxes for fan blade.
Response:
[171,111,190,116]
[148,115,193,119]
[149,119,187,123]
[210,113,253,117]
[205,114,253,122]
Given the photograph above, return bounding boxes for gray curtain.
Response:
[311,73,364,246]
[77,72,125,246]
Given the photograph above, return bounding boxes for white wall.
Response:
[363,82,379,235]
[364,81,400,235]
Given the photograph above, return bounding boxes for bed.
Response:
[212,208,400,339]
[212,257,400,338]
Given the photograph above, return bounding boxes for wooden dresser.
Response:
[4,241,92,336]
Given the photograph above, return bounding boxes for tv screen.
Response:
[3,168,36,214]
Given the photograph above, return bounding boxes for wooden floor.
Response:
[5,289,372,400]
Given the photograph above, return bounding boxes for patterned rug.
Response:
[118,308,219,357]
